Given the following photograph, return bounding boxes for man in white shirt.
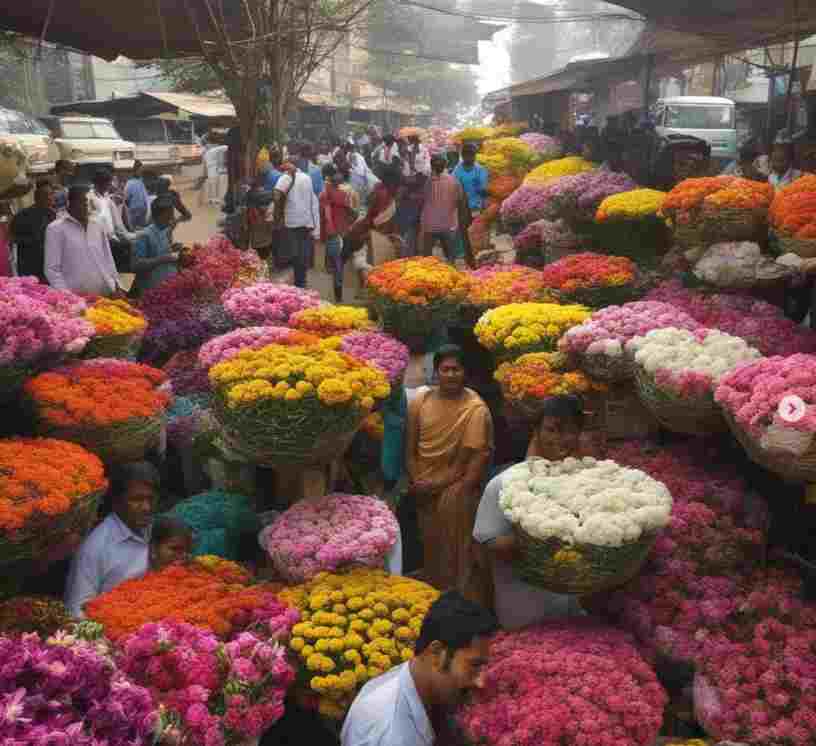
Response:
[65,462,159,617]
[273,164,319,288]
[89,170,133,271]
[342,591,496,746]
[44,184,124,297]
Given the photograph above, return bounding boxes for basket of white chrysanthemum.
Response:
[499,457,673,594]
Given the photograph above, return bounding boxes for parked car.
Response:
[166,120,203,165]
[113,118,183,172]
[652,96,738,165]
[41,115,135,176]
[0,106,59,175]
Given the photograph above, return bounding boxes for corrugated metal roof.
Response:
[142,92,235,119]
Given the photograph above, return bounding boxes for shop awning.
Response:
[50,92,236,120]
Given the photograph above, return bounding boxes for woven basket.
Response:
[723,409,816,483]
[83,332,144,361]
[576,352,633,383]
[38,416,163,464]
[553,282,647,310]
[589,216,671,268]
[776,235,816,259]
[634,368,725,436]
[701,205,767,243]
[0,489,103,567]
[512,524,657,594]
[371,294,460,353]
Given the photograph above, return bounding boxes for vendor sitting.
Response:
[473,396,585,630]
[149,516,193,571]
[65,462,159,618]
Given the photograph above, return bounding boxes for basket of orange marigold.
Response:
[24,358,171,464]
[0,437,107,567]
[769,174,816,257]
[84,554,297,641]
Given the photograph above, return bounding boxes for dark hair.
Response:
[431,154,447,171]
[109,461,160,499]
[537,394,585,428]
[133,160,143,170]
[93,169,112,186]
[322,163,337,179]
[738,142,759,162]
[461,143,478,157]
[151,515,193,549]
[35,178,52,192]
[380,165,402,189]
[415,591,498,655]
[152,195,175,216]
[67,183,90,201]
[433,343,466,371]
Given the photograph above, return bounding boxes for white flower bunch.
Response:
[500,457,673,547]
[626,327,761,382]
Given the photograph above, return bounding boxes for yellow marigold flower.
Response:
[290,636,305,652]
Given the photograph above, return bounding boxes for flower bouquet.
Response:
[366,257,470,351]
[83,297,147,360]
[460,264,548,325]
[336,331,409,386]
[25,359,171,463]
[500,184,556,228]
[289,305,375,338]
[198,325,320,370]
[519,133,562,161]
[208,343,390,467]
[628,327,761,435]
[523,156,596,187]
[167,490,260,561]
[716,355,816,481]
[0,631,158,746]
[560,301,700,383]
[474,302,591,362]
[0,277,93,401]
[594,189,670,266]
[0,438,107,567]
[476,137,536,177]
[223,282,321,327]
[769,173,816,257]
[495,351,606,421]
[85,555,296,640]
[280,568,439,719]
[499,457,672,593]
[0,596,73,637]
[457,620,667,746]
[451,126,494,145]
[260,493,399,583]
[121,621,294,745]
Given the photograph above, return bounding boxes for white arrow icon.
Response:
[778,395,806,423]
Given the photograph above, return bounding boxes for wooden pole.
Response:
[786,38,801,132]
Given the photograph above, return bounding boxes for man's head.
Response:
[149,516,194,570]
[93,169,113,195]
[413,591,497,706]
[408,134,420,147]
[738,143,759,170]
[55,159,74,184]
[771,143,795,175]
[67,184,90,224]
[151,195,175,229]
[34,179,52,209]
[431,154,447,176]
[433,344,466,396]
[299,142,314,161]
[384,133,396,147]
[461,143,478,167]
[132,160,143,177]
[380,164,402,190]
[322,163,339,183]
[110,462,159,533]
[534,394,585,459]
[156,175,173,195]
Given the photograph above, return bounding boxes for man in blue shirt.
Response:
[125,160,150,229]
[131,195,179,295]
[452,144,488,211]
[264,150,284,191]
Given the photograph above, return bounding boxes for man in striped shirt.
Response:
[420,154,465,261]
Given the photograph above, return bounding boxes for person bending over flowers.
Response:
[405,344,493,602]
[474,396,585,630]
[342,591,497,746]
[65,462,159,618]
[149,516,193,570]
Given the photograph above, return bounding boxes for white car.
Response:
[0,106,60,175]
[41,115,135,174]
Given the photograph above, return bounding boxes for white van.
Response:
[653,96,738,163]
[113,118,182,172]
[41,115,135,175]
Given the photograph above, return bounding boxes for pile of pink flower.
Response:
[198,325,320,370]
[537,170,638,223]
[457,620,667,746]
[647,280,816,356]
[260,493,399,583]
[427,127,454,156]
[222,282,321,326]
[500,184,555,225]
[338,331,409,384]
[0,277,93,387]
[693,570,816,745]
[0,630,157,745]
[519,133,561,160]
[121,621,294,746]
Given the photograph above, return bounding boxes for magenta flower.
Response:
[222,283,320,326]
[339,331,409,384]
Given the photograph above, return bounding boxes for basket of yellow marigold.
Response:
[280,568,439,720]
[366,257,471,352]
[593,189,671,267]
[82,298,147,360]
[458,264,549,327]
[289,305,375,338]
[208,342,391,468]
[475,302,591,363]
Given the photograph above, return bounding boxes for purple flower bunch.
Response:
[0,632,157,746]
[261,493,400,583]
[519,133,562,159]
[0,277,93,368]
[500,184,554,224]
[163,349,210,396]
[222,282,320,327]
[339,331,409,384]
[122,621,294,746]
[198,325,313,370]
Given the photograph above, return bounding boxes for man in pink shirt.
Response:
[420,155,464,261]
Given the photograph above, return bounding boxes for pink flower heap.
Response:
[339,331,409,384]
[0,632,157,745]
[222,282,321,326]
[457,620,667,746]
[198,326,318,370]
[121,620,294,746]
[500,184,554,224]
[0,276,93,368]
[164,349,210,396]
[261,493,399,583]
[519,133,561,159]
